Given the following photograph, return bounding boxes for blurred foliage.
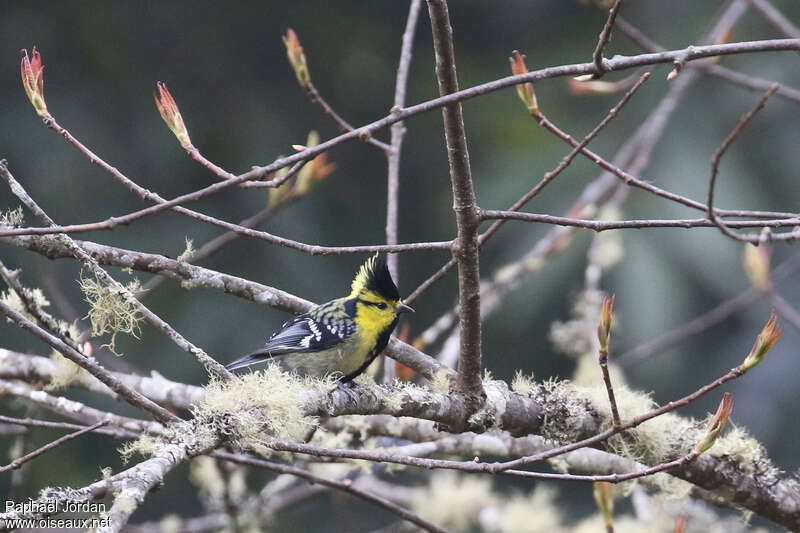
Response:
[1,1,799,530]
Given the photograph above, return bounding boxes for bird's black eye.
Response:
[376,302,387,310]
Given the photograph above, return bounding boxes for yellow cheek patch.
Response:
[355,301,397,339]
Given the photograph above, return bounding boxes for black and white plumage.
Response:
[226,255,413,382]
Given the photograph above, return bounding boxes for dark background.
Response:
[1,1,799,530]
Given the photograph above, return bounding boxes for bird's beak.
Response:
[397,302,415,314]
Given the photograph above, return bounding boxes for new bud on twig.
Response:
[666,62,681,81]
[509,50,539,114]
[567,77,619,96]
[593,482,614,531]
[154,82,191,148]
[21,47,48,116]
[295,131,336,196]
[693,392,733,455]
[597,294,614,358]
[742,238,771,291]
[740,311,782,372]
[284,28,310,88]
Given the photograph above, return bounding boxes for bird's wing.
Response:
[263,314,351,355]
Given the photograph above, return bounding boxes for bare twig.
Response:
[386,0,423,281]
[0,421,108,473]
[0,302,179,425]
[618,289,759,366]
[138,200,288,295]
[707,85,781,242]
[749,0,800,38]
[426,0,483,398]
[592,0,624,77]
[479,212,800,232]
[5,39,799,242]
[405,73,649,305]
[597,296,621,427]
[0,380,166,434]
[264,436,703,485]
[305,81,392,152]
[612,15,800,104]
[0,258,82,353]
[214,451,450,533]
[383,0,423,385]
[0,161,233,380]
[0,415,138,439]
[0,348,205,410]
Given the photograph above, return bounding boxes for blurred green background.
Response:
[1,1,799,530]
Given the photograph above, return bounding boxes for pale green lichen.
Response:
[158,514,183,533]
[428,367,453,394]
[79,273,143,355]
[410,471,497,531]
[1,286,50,321]
[0,206,24,227]
[189,456,225,499]
[710,424,773,474]
[530,378,593,443]
[177,237,195,262]
[511,370,535,395]
[193,365,332,451]
[47,350,92,390]
[311,425,353,449]
[487,486,563,533]
[575,379,698,464]
[119,435,163,462]
[113,494,138,513]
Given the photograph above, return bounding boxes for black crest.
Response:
[350,254,400,301]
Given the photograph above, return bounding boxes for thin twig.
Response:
[707,85,781,242]
[0,258,83,353]
[383,0,423,385]
[426,0,483,399]
[304,81,392,152]
[139,195,298,295]
[386,0,423,281]
[0,379,167,435]
[0,421,108,473]
[525,108,799,223]
[598,353,621,428]
[0,161,233,380]
[405,73,649,305]
[612,15,800,104]
[618,289,759,366]
[4,39,798,241]
[0,301,179,425]
[592,0,624,77]
[214,451,450,533]
[0,415,139,439]
[479,212,800,233]
[749,0,800,39]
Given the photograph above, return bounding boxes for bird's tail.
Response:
[225,349,274,371]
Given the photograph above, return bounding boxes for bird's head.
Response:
[348,255,413,329]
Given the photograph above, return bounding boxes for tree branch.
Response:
[426,0,483,399]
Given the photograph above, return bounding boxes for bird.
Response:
[226,255,414,382]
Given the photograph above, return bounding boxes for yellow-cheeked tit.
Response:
[226,255,413,382]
